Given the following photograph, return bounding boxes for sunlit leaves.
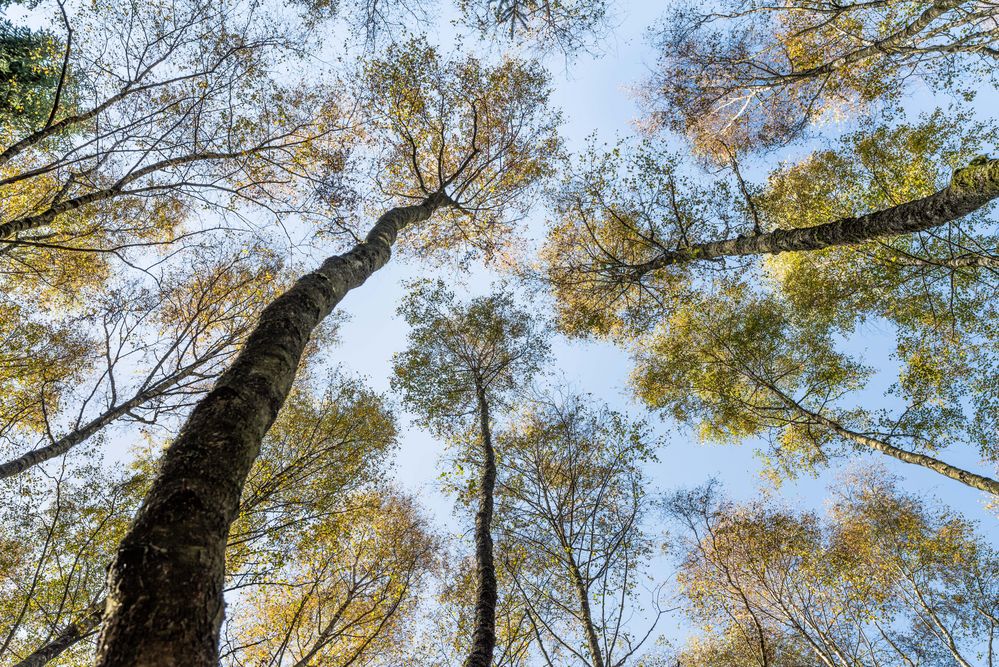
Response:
[225,492,436,667]
[364,39,561,264]
[542,138,737,338]
[668,474,999,666]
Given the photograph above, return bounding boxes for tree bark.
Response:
[0,364,203,480]
[93,192,452,667]
[462,384,498,667]
[12,599,104,667]
[628,158,999,278]
[566,559,604,667]
[765,381,999,496]
[784,0,966,81]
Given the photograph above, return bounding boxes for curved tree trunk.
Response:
[629,158,999,277]
[462,384,498,667]
[93,192,452,667]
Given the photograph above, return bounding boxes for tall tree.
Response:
[392,280,549,667]
[495,395,665,667]
[93,42,558,667]
[542,115,999,494]
[6,367,402,666]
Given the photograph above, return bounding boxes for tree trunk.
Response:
[566,559,604,667]
[766,381,999,496]
[629,158,999,277]
[93,193,452,667]
[462,384,498,667]
[12,599,104,667]
[0,364,203,480]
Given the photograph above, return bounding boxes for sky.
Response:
[8,0,995,655]
[307,0,999,651]
[324,1,999,523]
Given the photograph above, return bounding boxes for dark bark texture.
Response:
[567,560,604,667]
[462,385,498,667]
[631,157,999,277]
[93,193,450,667]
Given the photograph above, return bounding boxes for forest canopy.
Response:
[0,0,996,665]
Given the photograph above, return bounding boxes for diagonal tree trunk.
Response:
[760,377,999,496]
[0,361,208,480]
[463,383,498,667]
[628,157,999,278]
[12,598,105,667]
[93,192,453,667]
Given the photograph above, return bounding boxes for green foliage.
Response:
[632,280,867,479]
[391,279,549,436]
[227,371,398,583]
[0,7,61,131]
[0,456,144,665]
[761,112,999,459]
[543,138,737,338]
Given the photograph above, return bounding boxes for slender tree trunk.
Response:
[766,381,999,496]
[0,364,203,480]
[808,407,999,496]
[93,192,452,667]
[629,158,999,277]
[463,383,498,667]
[566,559,604,667]
[0,149,270,239]
[12,599,104,667]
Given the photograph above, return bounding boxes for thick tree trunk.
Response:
[12,599,104,667]
[462,384,498,667]
[0,365,203,480]
[630,158,999,277]
[93,193,451,667]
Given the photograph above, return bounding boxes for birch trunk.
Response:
[462,384,498,667]
[630,158,999,277]
[93,193,451,667]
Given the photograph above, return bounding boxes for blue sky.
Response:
[314,1,999,651]
[10,0,991,653]
[326,1,999,522]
